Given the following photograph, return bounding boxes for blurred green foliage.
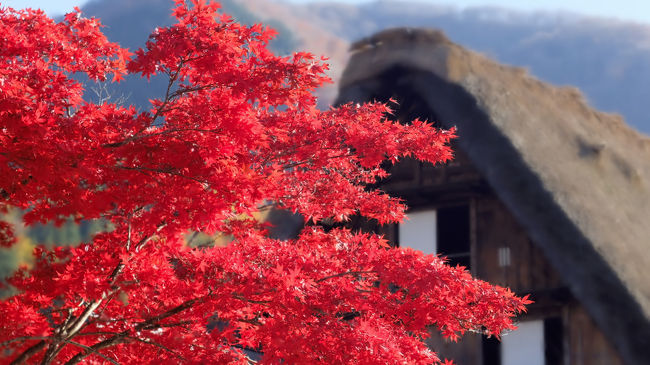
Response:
[0,210,106,297]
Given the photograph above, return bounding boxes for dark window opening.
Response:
[437,205,471,269]
[482,336,501,365]
[544,317,563,365]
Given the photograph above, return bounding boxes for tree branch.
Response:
[0,337,48,349]
[126,336,186,361]
[64,299,104,339]
[102,58,188,149]
[114,165,209,186]
[63,340,119,365]
[9,340,47,365]
[64,296,203,365]
[316,270,376,283]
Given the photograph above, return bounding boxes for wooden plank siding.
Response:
[565,302,624,365]
[474,195,564,296]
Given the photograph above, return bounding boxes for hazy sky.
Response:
[4,0,650,24]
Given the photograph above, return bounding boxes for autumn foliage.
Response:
[0,1,529,363]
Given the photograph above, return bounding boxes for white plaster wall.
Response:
[399,210,437,255]
[502,320,545,365]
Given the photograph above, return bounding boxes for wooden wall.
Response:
[564,302,624,365]
[425,330,483,365]
[376,154,624,364]
[474,195,564,295]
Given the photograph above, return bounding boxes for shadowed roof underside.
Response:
[336,28,650,365]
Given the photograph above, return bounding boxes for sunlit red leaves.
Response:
[0,1,527,364]
[185,229,527,363]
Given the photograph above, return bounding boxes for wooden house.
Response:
[334,28,650,365]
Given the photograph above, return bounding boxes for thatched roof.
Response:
[335,28,650,365]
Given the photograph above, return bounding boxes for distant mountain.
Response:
[75,0,650,134]
[76,0,298,109]
[240,0,650,135]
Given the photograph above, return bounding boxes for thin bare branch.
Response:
[63,340,120,365]
[102,59,184,149]
[64,297,105,339]
[114,165,209,186]
[316,270,376,283]
[64,296,203,365]
[126,336,186,361]
[0,337,47,349]
[9,340,47,364]
[232,294,271,305]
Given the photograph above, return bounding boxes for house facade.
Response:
[334,28,650,365]
[368,150,621,365]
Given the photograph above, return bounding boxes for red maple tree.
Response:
[0,1,529,363]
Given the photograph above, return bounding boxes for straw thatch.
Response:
[336,28,650,365]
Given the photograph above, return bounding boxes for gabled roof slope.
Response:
[336,28,650,365]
